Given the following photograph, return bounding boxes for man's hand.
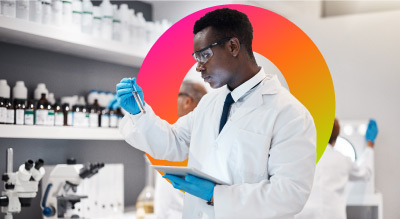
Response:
[163,174,215,202]
[366,119,378,147]
[116,78,145,115]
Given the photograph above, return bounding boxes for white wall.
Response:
[294,10,400,218]
[150,2,400,218]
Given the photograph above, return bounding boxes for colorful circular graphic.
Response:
[138,4,335,165]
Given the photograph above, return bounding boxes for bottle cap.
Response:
[13,81,28,100]
[0,79,10,99]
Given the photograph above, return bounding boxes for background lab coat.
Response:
[120,73,316,219]
[155,173,184,219]
[295,144,373,219]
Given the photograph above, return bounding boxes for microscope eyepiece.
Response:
[25,160,34,171]
[35,159,44,170]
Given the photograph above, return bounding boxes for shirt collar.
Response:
[229,67,266,102]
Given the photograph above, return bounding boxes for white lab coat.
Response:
[120,72,316,219]
[155,173,184,219]
[294,144,373,219]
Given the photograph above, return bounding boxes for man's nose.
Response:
[196,62,206,72]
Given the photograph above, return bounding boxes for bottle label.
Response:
[67,111,73,126]
[110,115,118,128]
[7,109,14,124]
[0,107,6,123]
[36,109,47,125]
[55,112,64,126]
[101,115,109,128]
[16,109,25,125]
[24,110,34,125]
[73,112,87,127]
[89,113,98,128]
[46,110,55,126]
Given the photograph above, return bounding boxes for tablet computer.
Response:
[152,165,230,185]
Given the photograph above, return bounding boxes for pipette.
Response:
[131,78,146,114]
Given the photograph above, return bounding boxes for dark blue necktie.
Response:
[219,93,235,133]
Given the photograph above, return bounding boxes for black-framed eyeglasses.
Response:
[192,37,232,64]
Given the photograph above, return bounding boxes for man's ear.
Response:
[183,97,192,109]
[228,37,240,57]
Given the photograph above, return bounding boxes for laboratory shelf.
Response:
[0,124,124,140]
[0,16,147,67]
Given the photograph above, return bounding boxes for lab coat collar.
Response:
[218,68,282,137]
[229,67,267,102]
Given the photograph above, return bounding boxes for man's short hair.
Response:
[193,8,255,61]
[181,80,207,103]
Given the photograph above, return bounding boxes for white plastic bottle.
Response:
[34,83,49,100]
[112,4,121,42]
[98,91,107,107]
[119,4,130,43]
[92,6,102,37]
[129,9,137,45]
[16,0,29,20]
[42,0,52,25]
[51,0,62,26]
[81,0,93,34]
[100,0,112,40]
[29,0,42,23]
[71,0,82,32]
[87,89,98,105]
[3,0,16,18]
[62,0,73,28]
[137,12,147,49]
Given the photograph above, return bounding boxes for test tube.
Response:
[131,78,146,114]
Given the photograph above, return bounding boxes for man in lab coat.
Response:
[154,80,207,219]
[117,8,316,219]
[295,118,378,219]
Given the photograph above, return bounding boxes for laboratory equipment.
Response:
[41,162,104,219]
[41,0,51,25]
[34,83,49,100]
[29,0,42,23]
[36,93,48,125]
[0,80,10,99]
[100,0,112,40]
[136,156,155,219]
[335,120,383,219]
[0,148,45,219]
[71,0,82,32]
[41,162,124,219]
[0,98,6,124]
[14,99,25,125]
[52,0,62,26]
[12,81,27,101]
[24,100,35,125]
[16,0,29,20]
[5,99,14,124]
[81,0,93,34]
[131,78,146,114]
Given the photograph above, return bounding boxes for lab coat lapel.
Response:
[218,75,281,138]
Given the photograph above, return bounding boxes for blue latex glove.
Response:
[366,119,378,144]
[163,174,215,202]
[116,78,145,115]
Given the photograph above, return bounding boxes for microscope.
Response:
[0,148,46,219]
[41,161,104,219]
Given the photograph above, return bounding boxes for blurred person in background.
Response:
[154,80,207,219]
[295,118,378,219]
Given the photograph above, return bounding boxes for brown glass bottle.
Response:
[89,99,100,128]
[5,99,14,124]
[24,100,35,125]
[0,97,6,124]
[36,93,48,126]
[14,99,26,125]
[62,103,73,126]
[54,101,64,126]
